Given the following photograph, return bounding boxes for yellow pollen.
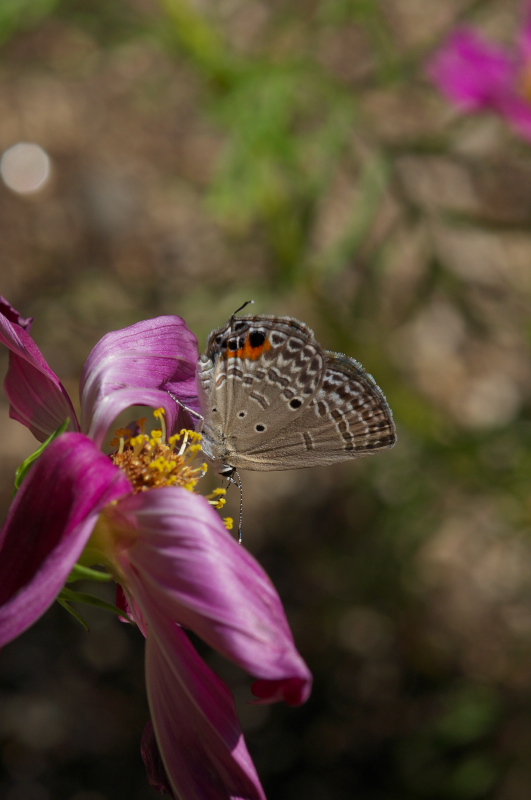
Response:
[206,487,227,509]
[224,517,234,531]
[111,425,210,495]
[128,434,150,457]
[153,408,167,442]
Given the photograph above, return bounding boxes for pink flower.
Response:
[0,298,312,799]
[428,7,531,141]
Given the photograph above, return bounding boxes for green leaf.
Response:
[56,598,90,631]
[14,419,70,492]
[58,587,130,621]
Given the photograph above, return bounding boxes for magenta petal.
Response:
[141,720,174,797]
[0,433,131,646]
[145,617,266,800]
[85,387,184,450]
[112,488,312,706]
[0,297,80,441]
[428,28,516,110]
[0,297,34,331]
[497,93,531,141]
[519,3,531,62]
[80,316,200,447]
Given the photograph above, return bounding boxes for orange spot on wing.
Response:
[226,334,272,360]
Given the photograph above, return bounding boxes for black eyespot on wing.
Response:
[255,424,266,432]
[228,339,238,351]
[238,411,246,418]
[249,330,266,348]
[289,398,302,409]
[233,321,246,331]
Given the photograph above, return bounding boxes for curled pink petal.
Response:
[86,387,182,450]
[80,316,200,446]
[111,488,312,705]
[0,297,80,441]
[145,617,266,800]
[0,433,131,646]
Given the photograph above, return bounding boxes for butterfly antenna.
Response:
[231,470,244,544]
[237,471,245,544]
[230,300,254,329]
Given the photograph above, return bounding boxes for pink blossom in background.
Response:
[0,298,312,799]
[428,7,531,141]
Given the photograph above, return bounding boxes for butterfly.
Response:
[197,311,396,477]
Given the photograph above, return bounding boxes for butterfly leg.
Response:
[168,392,204,421]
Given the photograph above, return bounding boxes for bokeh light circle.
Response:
[0,142,51,194]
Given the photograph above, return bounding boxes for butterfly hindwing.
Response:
[232,351,396,470]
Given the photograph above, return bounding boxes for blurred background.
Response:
[2,0,531,798]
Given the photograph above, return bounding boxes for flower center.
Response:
[80,410,233,573]
[110,413,207,493]
[108,410,231,519]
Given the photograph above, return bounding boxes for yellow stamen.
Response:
[178,429,190,456]
[153,408,167,443]
[111,426,210,496]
